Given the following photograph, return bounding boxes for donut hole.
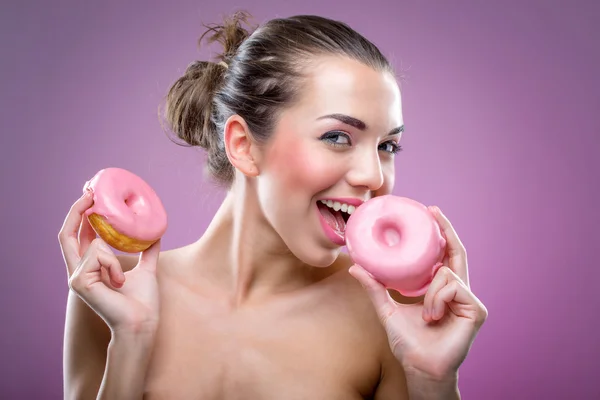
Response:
[374,221,402,247]
[124,193,145,216]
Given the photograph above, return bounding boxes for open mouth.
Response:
[316,200,354,234]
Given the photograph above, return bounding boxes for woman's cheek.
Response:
[283,147,334,188]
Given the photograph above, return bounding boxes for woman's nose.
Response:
[346,150,384,192]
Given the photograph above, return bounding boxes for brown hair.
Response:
[162,11,395,187]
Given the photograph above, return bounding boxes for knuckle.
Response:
[448,279,461,292]
[480,304,489,320]
[474,302,488,326]
[378,304,396,326]
[439,265,452,277]
[68,274,81,293]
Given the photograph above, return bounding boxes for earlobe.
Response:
[223,115,260,177]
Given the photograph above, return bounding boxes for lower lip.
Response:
[316,203,346,246]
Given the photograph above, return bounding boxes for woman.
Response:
[59,12,487,400]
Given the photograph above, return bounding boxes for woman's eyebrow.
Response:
[317,113,404,136]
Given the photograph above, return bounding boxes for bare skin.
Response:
[62,56,484,399]
[139,226,406,399]
[139,246,403,399]
[63,196,409,399]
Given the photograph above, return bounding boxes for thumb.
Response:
[349,264,395,322]
[138,239,162,272]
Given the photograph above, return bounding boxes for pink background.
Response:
[1,0,598,398]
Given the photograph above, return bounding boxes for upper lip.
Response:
[317,197,365,207]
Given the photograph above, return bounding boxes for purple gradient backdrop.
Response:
[1,0,598,398]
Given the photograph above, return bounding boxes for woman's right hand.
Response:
[58,190,162,335]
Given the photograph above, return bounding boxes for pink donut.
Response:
[345,195,446,297]
[82,167,168,253]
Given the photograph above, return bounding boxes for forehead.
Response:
[292,56,403,130]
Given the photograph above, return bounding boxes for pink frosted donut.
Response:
[82,167,168,253]
[345,195,446,297]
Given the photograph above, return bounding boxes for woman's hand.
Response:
[58,190,162,335]
[349,206,488,381]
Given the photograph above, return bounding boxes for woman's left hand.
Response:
[349,206,488,381]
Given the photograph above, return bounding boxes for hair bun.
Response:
[163,60,221,150]
[162,11,255,152]
[162,12,393,188]
[199,10,255,64]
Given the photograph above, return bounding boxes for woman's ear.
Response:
[223,115,260,177]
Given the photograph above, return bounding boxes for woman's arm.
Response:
[96,329,156,400]
[63,255,155,400]
[374,354,460,400]
[63,289,111,399]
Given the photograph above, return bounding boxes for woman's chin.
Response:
[298,243,343,268]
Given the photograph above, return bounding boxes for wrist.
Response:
[111,320,159,339]
[109,324,157,356]
[110,329,156,348]
[404,367,460,400]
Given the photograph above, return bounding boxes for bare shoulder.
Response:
[328,253,392,350]
[332,253,409,399]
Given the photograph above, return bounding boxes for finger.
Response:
[99,260,124,289]
[429,206,469,287]
[78,214,97,257]
[422,266,450,322]
[70,240,124,293]
[98,248,126,288]
[138,239,162,273]
[59,191,94,276]
[349,264,396,323]
[99,264,112,287]
[81,240,123,281]
[431,276,474,321]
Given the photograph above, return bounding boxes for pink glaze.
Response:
[345,195,446,297]
[83,167,167,242]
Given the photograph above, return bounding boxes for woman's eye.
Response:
[320,132,402,154]
[379,141,403,154]
[321,131,351,147]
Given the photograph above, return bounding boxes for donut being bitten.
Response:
[345,195,446,297]
[83,168,168,253]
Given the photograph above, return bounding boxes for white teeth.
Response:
[319,200,357,215]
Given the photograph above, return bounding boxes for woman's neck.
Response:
[192,187,321,306]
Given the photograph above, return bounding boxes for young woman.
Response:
[59,12,487,400]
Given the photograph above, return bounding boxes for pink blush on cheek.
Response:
[265,135,328,188]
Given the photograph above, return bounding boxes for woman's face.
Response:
[255,56,404,267]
